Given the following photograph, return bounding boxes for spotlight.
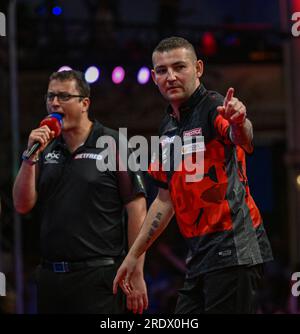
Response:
[85,66,100,84]
[137,67,150,85]
[201,32,217,57]
[112,66,125,84]
[57,66,72,72]
[52,6,62,16]
[297,175,300,187]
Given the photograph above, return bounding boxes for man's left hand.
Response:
[126,271,148,314]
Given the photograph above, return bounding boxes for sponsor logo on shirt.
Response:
[74,153,103,161]
[218,250,232,257]
[44,151,61,164]
[183,127,202,137]
[181,141,205,155]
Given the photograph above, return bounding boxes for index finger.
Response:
[224,87,234,107]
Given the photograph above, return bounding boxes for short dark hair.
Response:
[152,36,197,64]
[49,70,90,98]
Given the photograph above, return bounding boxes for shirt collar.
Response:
[84,120,104,147]
[52,120,104,150]
[167,83,207,116]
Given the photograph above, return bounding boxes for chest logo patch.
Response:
[44,151,60,164]
[183,127,202,137]
[181,141,205,155]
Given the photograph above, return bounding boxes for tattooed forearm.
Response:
[230,119,253,145]
[146,212,163,244]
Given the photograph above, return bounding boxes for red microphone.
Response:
[23,113,63,160]
[39,113,62,137]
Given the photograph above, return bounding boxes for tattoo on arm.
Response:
[146,212,163,244]
[230,119,253,145]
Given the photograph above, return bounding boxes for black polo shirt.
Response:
[36,120,146,261]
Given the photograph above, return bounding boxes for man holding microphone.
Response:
[13,70,148,314]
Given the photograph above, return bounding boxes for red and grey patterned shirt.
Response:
[148,84,273,278]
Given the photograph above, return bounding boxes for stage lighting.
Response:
[297,175,300,187]
[201,32,217,57]
[57,66,72,72]
[52,6,62,16]
[85,66,100,84]
[137,67,150,84]
[112,66,125,84]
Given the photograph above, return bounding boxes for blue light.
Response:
[52,6,62,16]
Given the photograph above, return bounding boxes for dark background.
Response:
[0,0,298,314]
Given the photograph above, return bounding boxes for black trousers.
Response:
[175,264,264,314]
[36,261,126,314]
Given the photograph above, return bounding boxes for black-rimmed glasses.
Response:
[45,92,86,102]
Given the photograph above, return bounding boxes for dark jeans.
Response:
[36,261,125,314]
[175,264,264,314]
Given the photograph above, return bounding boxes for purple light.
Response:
[112,66,125,84]
[57,66,72,72]
[137,67,150,84]
[85,66,100,84]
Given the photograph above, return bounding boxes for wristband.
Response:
[22,150,39,165]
